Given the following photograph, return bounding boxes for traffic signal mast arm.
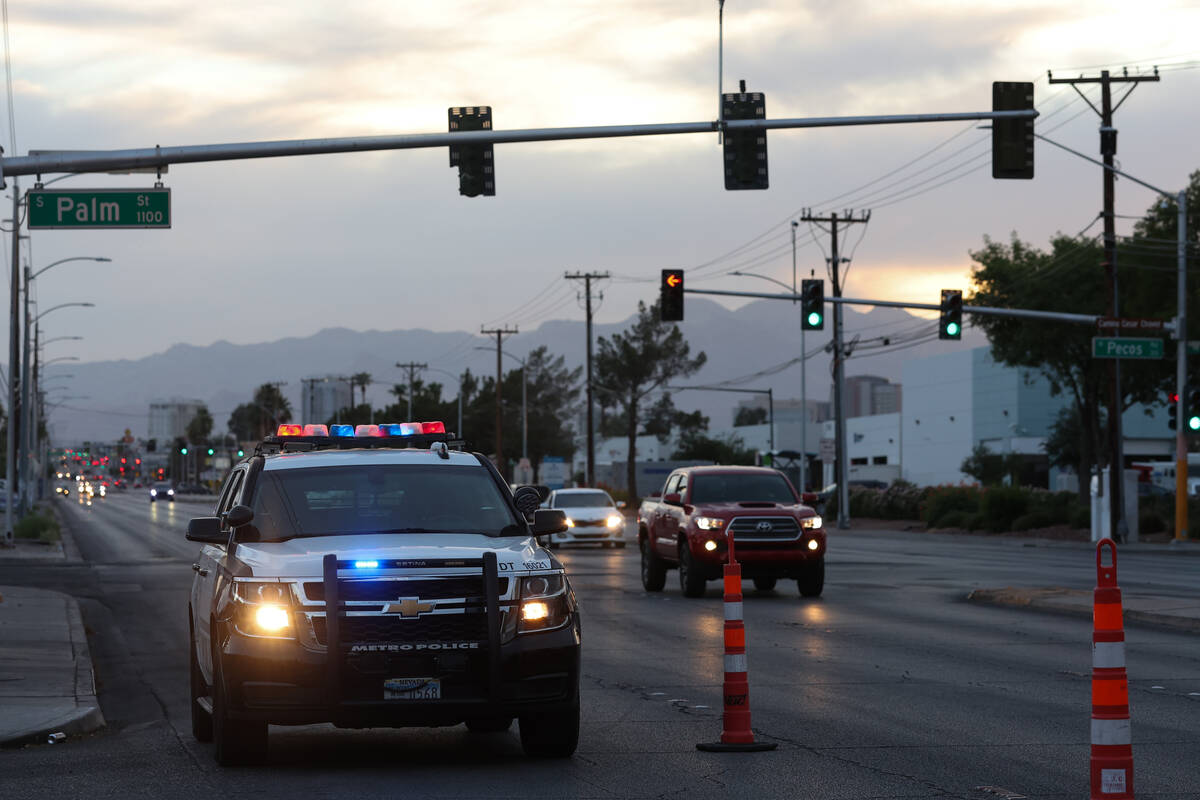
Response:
[682,286,1108,327]
[0,110,1038,183]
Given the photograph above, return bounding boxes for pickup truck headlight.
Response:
[518,574,572,633]
[233,582,295,638]
[695,517,726,531]
[606,514,623,529]
[801,515,823,530]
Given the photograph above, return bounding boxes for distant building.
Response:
[837,375,902,418]
[148,398,205,442]
[301,376,354,424]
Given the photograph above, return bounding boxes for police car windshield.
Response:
[250,464,521,540]
[553,491,613,508]
[689,473,796,504]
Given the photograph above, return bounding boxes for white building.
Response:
[148,398,206,443]
[301,376,354,424]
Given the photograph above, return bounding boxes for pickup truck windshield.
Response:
[553,491,614,508]
[250,464,521,540]
[689,473,796,504]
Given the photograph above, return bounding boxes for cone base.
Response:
[697,741,778,752]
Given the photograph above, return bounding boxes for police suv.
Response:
[186,422,579,765]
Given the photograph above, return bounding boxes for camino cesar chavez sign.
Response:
[27,188,171,229]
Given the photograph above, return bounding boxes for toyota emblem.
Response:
[756,521,773,533]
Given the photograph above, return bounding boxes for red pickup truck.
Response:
[637,465,826,598]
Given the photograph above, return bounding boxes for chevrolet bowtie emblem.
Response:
[383,597,434,618]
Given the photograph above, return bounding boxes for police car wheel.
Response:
[212,638,267,766]
[519,698,579,758]
[640,539,666,592]
[189,619,213,742]
[466,717,513,733]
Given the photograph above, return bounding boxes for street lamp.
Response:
[40,335,84,349]
[730,266,811,491]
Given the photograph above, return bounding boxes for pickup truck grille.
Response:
[728,516,801,541]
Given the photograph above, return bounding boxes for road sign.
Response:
[1096,317,1170,332]
[27,187,171,229]
[819,438,836,463]
[1091,337,1164,359]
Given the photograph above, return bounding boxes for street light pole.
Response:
[5,182,19,545]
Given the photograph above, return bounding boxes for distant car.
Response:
[1137,482,1173,498]
[544,488,626,549]
[150,482,176,502]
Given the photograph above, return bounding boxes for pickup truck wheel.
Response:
[640,539,666,592]
[189,619,213,742]
[678,546,707,598]
[519,697,579,758]
[466,717,513,733]
[752,577,777,592]
[797,557,825,598]
[212,638,268,766]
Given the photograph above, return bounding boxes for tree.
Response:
[734,405,768,426]
[672,431,755,464]
[350,372,372,406]
[594,300,706,501]
[961,443,1005,486]
[186,407,214,445]
[228,384,293,440]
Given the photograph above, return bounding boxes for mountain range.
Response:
[42,297,987,444]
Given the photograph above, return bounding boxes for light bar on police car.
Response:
[275,421,449,438]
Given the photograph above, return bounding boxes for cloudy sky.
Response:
[3,0,1199,375]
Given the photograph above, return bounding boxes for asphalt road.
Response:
[1,491,1198,799]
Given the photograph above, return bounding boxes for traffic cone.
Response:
[697,555,776,752]
[1090,538,1133,799]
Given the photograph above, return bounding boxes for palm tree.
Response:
[351,372,372,406]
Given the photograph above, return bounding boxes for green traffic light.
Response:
[180,447,188,455]
[807,312,822,327]
[1189,416,1200,432]
[946,322,960,337]
[207,448,215,456]
[237,449,244,457]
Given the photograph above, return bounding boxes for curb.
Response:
[0,591,106,748]
[966,588,1200,634]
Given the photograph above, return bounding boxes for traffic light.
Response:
[660,269,684,322]
[722,91,768,190]
[801,279,824,330]
[939,289,963,340]
[180,447,188,455]
[207,448,215,456]
[236,449,245,458]
[448,106,495,197]
[992,81,1034,180]
[1189,384,1200,433]
[1169,392,1180,430]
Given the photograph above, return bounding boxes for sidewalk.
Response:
[0,521,105,747]
[967,586,1200,633]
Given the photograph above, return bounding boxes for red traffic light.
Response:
[1170,392,1180,403]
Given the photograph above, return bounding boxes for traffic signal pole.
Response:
[565,271,610,486]
[4,180,17,546]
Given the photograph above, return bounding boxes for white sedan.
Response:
[544,488,626,548]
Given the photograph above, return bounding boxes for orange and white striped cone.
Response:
[1090,538,1134,799]
[697,558,776,752]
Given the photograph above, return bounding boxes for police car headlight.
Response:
[801,515,822,530]
[518,574,571,633]
[606,514,623,529]
[233,582,295,638]
[695,517,726,531]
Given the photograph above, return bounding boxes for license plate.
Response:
[384,677,441,700]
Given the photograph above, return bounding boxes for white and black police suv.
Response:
[186,422,578,765]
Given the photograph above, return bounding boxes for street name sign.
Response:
[1095,317,1170,332]
[27,187,171,229]
[1091,337,1163,359]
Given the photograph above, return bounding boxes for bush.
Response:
[1011,511,1057,531]
[979,486,1029,532]
[921,486,981,528]
[14,509,59,542]
[966,512,988,531]
[1070,505,1090,529]
[933,510,972,529]
[1139,510,1166,535]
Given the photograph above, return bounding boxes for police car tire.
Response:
[189,619,213,742]
[753,577,777,592]
[212,638,268,766]
[797,557,825,598]
[466,717,513,733]
[640,538,666,592]
[678,546,707,598]
[519,698,579,758]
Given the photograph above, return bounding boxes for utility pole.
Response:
[481,326,517,477]
[791,219,807,492]
[5,180,20,546]
[1049,68,1159,543]
[394,362,428,421]
[565,271,610,486]
[800,209,870,530]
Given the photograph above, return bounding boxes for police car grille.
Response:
[303,576,505,603]
[312,613,488,646]
[728,516,801,540]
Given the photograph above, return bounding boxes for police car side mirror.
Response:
[225,504,255,529]
[532,509,569,535]
[186,516,225,544]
